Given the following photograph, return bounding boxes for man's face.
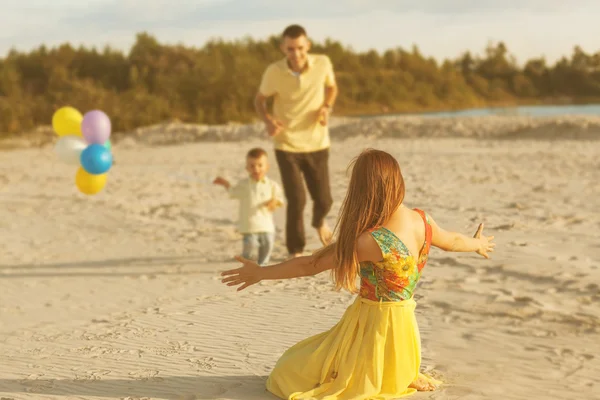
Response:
[246,155,269,181]
[281,35,311,70]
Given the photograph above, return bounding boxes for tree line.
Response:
[0,32,599,136]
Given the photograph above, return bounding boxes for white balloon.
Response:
[54,135,87,165]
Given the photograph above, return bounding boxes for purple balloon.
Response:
[81,110,111,144]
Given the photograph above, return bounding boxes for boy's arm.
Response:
[213,177,245,199]
[228,181,245,199]
[272,182,285,207]
[264,182,285,210]
[213,176,230,189]
[214,177,243,198]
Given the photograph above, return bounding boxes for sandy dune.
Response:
[0,116,599,399]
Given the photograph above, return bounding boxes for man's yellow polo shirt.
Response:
[258,54,336,153]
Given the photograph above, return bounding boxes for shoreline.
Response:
[344,98,600,118]
[2,114,600,151]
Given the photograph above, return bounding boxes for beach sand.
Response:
[0,116,599,399]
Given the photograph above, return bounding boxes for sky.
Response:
[1,0,598,64]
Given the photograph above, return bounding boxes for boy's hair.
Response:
[282,24,307,39]
[247,147,268,159]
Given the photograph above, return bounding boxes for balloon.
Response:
[54,135,87,165]
[104,140,112,150]
[80,143,113,175]
[81,110,111,144]
[52,106,83,137]
[75,167,107,195]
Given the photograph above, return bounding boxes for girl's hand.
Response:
[221,256,263,291]
[473,223,495,259]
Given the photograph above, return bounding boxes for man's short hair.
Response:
[247,147,268,159]
[282,25,307,39]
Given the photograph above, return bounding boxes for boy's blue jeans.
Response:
[242,232,275,266]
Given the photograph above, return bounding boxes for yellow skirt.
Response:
[266,296,440,400]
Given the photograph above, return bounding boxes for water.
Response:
[378,104,600,118]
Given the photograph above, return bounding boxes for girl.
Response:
[221,149,495,399]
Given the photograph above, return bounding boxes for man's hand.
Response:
[266,117,284,137]
[317,105,332,126]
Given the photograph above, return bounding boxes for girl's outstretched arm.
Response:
[261,253,334,280]
[221,232,382,291]
[220,252,335,291]
[429,215,496,258]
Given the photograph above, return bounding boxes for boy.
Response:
[213,148,285,266]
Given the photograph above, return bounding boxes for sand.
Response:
[0,115,599,400]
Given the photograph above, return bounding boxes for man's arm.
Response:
[323,84,338,109]
[255,64,278,123]
[317,57,338,125]
[317,84,338,126]
[323,56,338,109]
[254,93,272,124]
[255,65,284,136]
[255,92,284,136]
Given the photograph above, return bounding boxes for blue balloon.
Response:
[80,143,113,175]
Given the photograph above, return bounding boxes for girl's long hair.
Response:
[315,149,405,293]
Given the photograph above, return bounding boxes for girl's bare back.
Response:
[382,205,427,258]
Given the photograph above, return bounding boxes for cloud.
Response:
[0,0,597,64]
[6,0,588,34]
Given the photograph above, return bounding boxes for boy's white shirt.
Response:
[228,176,285,234]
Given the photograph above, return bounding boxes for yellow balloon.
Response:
[52,106,83,136]
[75,167,107,195]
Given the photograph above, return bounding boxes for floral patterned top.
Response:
[359,209,433,302]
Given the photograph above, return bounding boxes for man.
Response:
[254,24,338,258]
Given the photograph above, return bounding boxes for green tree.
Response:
[1,33,599,135]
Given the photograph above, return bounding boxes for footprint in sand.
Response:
[75,370,112,381]
[513,295,541,306]
[120,397,152,400]
[186,357,216,371]
[585,283,599,292]
[128,369,162,381]
[18,377,55,393]
[431,301,453,311]
[196,295,226,302]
